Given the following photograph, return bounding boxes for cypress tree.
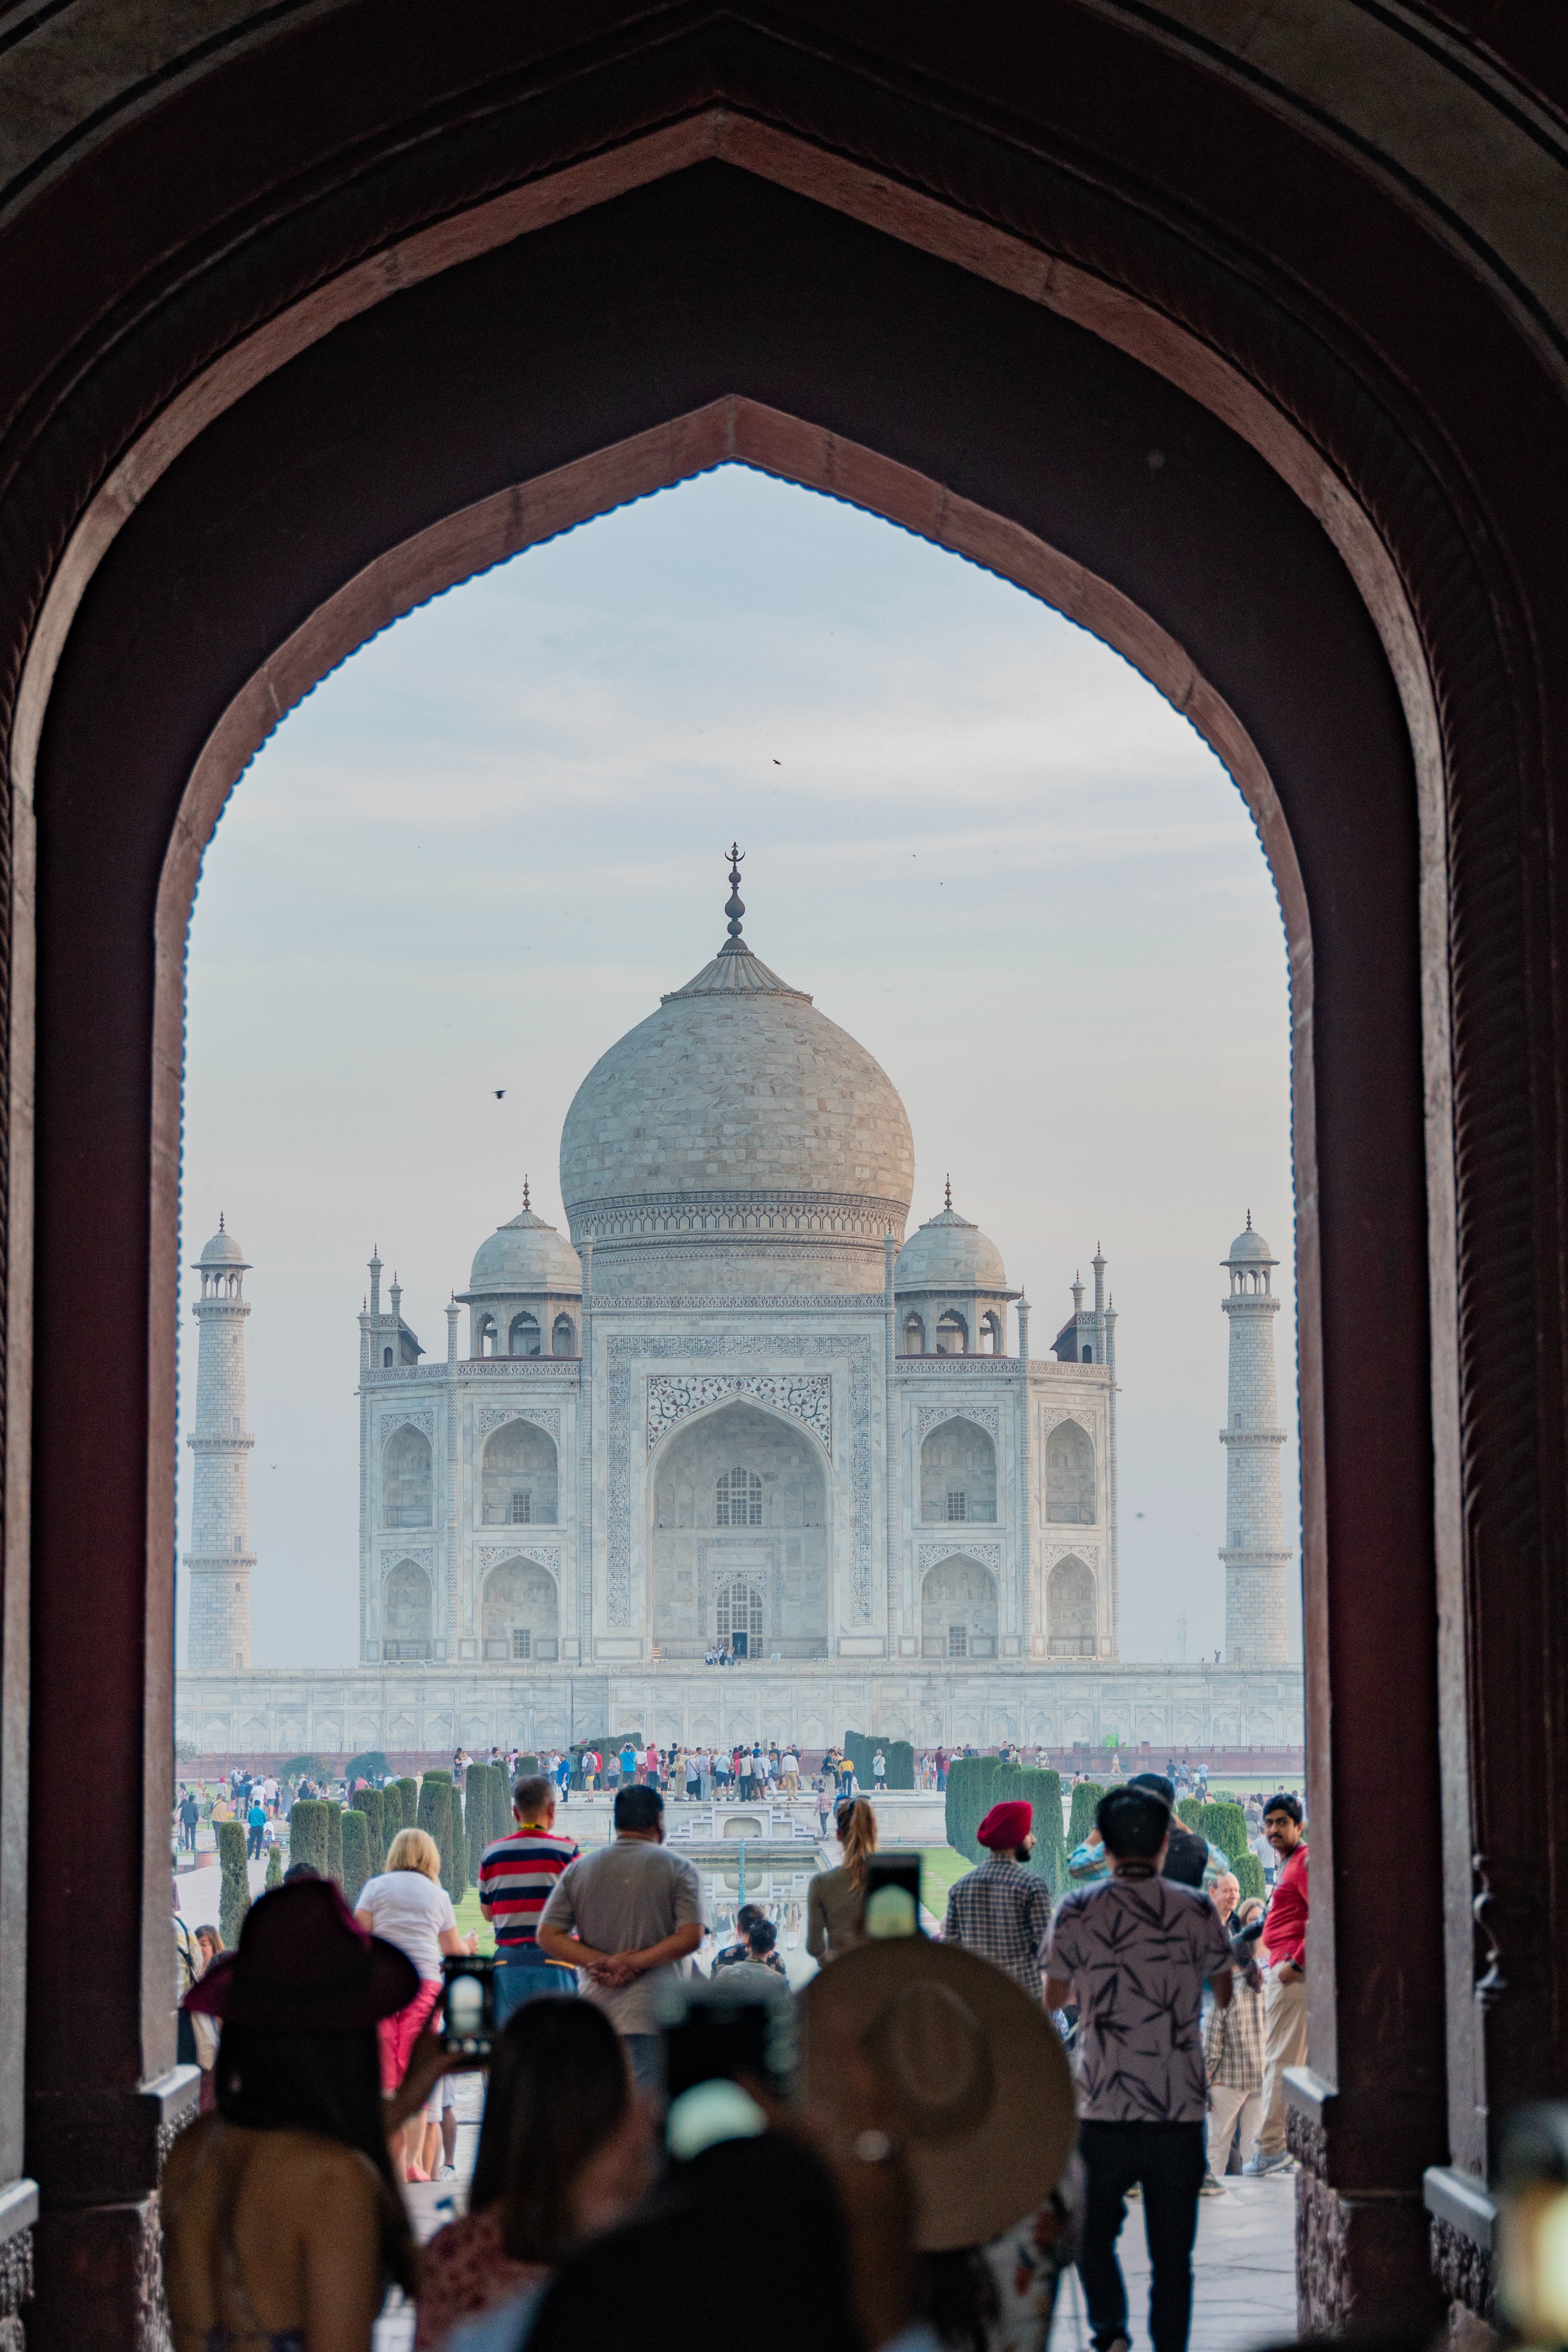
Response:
[1068,1780,1105,1851]
[394,1777,419,1831]
[264,1842,283,1891]
[341,1810,371,1907]
[418,1775,454,1894]
[359,1785,385,1870]
[326,1802,343,1889]
[216,1819,251,1950]
[288,1798,329,1877]
[1013,1767,1065,1894]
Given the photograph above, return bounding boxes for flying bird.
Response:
[493,1089,506,1099]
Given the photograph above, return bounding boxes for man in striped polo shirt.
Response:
[480,1772,580,2025]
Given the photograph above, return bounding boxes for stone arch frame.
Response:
[1045,1552,1098,1656]
[1044,1420,1096,1527]
[509,1310,541,1357]
[381,1421,433,1529]
[478,1416,559,1528]
[478,1553,560,1661]
[8,19,1561,2334]
[381,1555,434,1657]
[919,1413,999,1526]
[648,1393,832,1659]
[919,1551,1000,1659]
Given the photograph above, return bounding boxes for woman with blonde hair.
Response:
[805,1797,878,1960]
[355,1825,474,2181]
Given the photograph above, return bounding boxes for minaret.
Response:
[1219,1214,1291,1661]
[186,1218,256,1670]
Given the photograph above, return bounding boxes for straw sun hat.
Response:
[184,1878,419,2032]
[800,1937,1076,2251]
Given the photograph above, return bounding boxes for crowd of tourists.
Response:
[167,1742,1307,2352]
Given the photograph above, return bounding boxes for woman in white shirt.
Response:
[355,1826,473,2180]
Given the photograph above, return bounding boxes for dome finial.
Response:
[944,1173,952,1212]
[1246,1207,1252,1228]
[523,1172,531,1212]
[218,1211,224,1232]
[723,842,746,947]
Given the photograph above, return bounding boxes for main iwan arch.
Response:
[1,10,1564,2345]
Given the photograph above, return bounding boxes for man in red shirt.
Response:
[1246,1792,1309,2174]
[479,1771,579,2026]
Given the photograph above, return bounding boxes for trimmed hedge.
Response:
[215,1819,251,1950]
[341,1810,371,1907]
[1068,1780,1105,1850]
[346,1750,390,1784]
[944,1755,1004,1861]
[843,1733,915,1791]
[358,1785,386,1871]
[264,1842,283,1890]
[418,1775,455,1896]
[288,1798,329,1878]
[394,1777,419,1832]
[280,1754,331,1783]
[326,1802,343,1889]
[452,1798,470,1897]
[1177,1797,1267,1901]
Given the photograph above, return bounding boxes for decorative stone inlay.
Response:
[1041,1406,1096,1438]
[477,1543,562,1574]
[917,1541,1002,1572]
[573,1188,906,1243]
[382,1547,434,1571]
[381,1409,434,1445]
[1043,1543,1099,1567]
[901,1356,1019,1377]
[647,1373,832,1457]
[608,1334,874,1628]
[476,1404,562,1441]
[1432,2217,1498,2326]
[915,1403,999,1442]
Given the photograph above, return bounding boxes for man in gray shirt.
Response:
[537,1783,704,2092]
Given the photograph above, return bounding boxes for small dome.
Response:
[199,1223,246,1266]
[469,1204,582,1296]
[895,1202,1007,1293]
[1227,1216,1275,1262]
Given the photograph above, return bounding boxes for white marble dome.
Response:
[469,1204,582,1296]
[560,931,915,1297]
[1227,1217,1275,1262]
[198,1221,246,1266]
[895,1202,1008,1293]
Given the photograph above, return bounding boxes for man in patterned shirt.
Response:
[1045,1785,1233,2352]
[942,1799,1055,1999]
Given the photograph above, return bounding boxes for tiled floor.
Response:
[1055,2174,1298,2352]
[373,2094,1296,2352]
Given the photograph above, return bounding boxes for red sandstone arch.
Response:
[4,14,1565,2346]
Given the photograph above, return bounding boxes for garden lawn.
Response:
[916,1847,974,1913]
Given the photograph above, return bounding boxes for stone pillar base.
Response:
[1288,2080,1448,2335]
[28,2197,166,2352]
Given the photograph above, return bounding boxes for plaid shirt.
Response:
[943,1856,1054,1997]
[1203,1970,1265,2090]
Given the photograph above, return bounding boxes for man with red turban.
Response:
[942,1798,1055,1999]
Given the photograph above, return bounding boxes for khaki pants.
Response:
[1256,1968,1308,2155]
[1208,2082,1262,2172]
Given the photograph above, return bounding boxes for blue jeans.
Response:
[493,1947,578,2027]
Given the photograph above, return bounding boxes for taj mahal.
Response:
[177,857,1304,1763]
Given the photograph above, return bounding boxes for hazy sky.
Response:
[176,463,1300,1669]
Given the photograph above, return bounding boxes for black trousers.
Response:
[1076,2118,1206,2352]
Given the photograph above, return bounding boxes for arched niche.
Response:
[902,1313,926,1356]
[551,1314,577,1357]
[1045,1422,1096,1526]
[1047,1554,1097,1657]
[382,1425,433,1528]
[480,1420,558,1527]
[935,1311,968,1356]
[920,1417,997,1525]
[509,1311,540,1357]
[382,1558,433,1658]
[480,1558,559,1662]
[920,1554,998,1659]
[649,1399,827,1659]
